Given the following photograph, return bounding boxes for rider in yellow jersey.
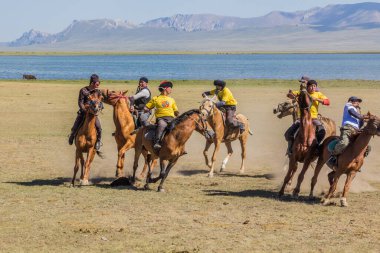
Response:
[285,77,330,155]
[202,80,244,133]
[144,81,179,150]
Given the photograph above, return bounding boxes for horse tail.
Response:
[96,150,104,159]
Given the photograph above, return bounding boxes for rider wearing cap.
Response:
[202,80,245,133]
[68,74,103,151]
[285,78,330,155]
[144,81,179,150]
[129,77,152,128]
[329,96,365,161]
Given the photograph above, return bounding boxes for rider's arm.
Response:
[78,88,87,111]
[348,108,364,120]
[287,90,299,99]
[215,101,226,108]
[132,89,150,100]
[144,98,155,112]
[172,99,179,116]
[317,93,330,105]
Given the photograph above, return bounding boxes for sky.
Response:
[0,0,378,41]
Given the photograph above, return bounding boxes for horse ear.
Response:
[123,90,128,96]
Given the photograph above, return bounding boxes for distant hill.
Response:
[3,2,380,52]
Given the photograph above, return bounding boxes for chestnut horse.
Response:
[132,109,206,192]
[199,97,253,177]
[312,113,380,207]
[72,90,103,186]
[279,83,317,196]
[101,89,157,180]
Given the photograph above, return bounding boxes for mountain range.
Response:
[3,2,380,52]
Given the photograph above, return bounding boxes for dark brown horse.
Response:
[311,113,380,207]
[72,90,103,186]
[132,109,206,192]
[279,83,317,196]
[198,97,253,177]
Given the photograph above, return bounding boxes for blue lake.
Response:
[0,54,380,80]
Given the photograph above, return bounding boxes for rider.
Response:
[285,78,330,155]
[68,74,103,151]
[328,96,365,166]
[144,81,179,150]
[202,80,245,133]
[129,77,152,128]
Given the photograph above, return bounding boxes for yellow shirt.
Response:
[210,87,237,106]
[145,95,178,118]
[292,91,328,119]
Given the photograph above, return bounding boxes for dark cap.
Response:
[89,74,100,84]
[139,77,148,83]
[213,80,226,87]
[307,79,318,86]
[348,96,362,103]
[158,80,173,90]
[299,75,310,83]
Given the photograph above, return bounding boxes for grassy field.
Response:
[0,79,379,252]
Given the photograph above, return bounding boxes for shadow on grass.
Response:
[5,177,72,186]
[218,173,276,179]
[204,189,321,204]
[177,169,210,176]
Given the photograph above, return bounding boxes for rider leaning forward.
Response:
[284,77,330,155]
[68,74,103,151]
[144,81,179,150]
[202,80,245,133]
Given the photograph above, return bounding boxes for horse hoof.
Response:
[219,168,225,173]
[158,187,165,193]
[340,198,348,207]
[208,173,214,178]
[239,170,245,174]
[80,180,90,186]
[322,199,330,206]
[292,192,299,199]
[144,184,150,190]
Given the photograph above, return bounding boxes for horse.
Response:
[279,83,318,196]
[22,74,37,80]
[72,90,104,186]
[199,96,253,177]
[101,89,156,179]
[132,109,206,192]
[311,113,380,207]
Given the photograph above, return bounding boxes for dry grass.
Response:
[0,80,379,252]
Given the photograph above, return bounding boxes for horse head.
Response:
[199,95,217,120]
[273,99,297,119]
[363,112,380,136]
[86,90,103,116]
[101,89,129,106]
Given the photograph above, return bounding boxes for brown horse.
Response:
[274,98,336,137]
[101,89,157,180]
[279,83,317,196]
[72,90,103,186]
[199,97,253,177]
[132,109,206,192]
[310,113,380,207]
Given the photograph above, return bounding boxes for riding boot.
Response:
[238,122,245,134]
[286,140,293,156]
[153,130,163,150]
[316,128,326,145]
[95,130,102,151]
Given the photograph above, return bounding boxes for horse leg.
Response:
[238,136,247,174]
[82,148,96,185]
[116,142,134,178]
[132,146,143,182]
[138,149,148,179]
[279,158,297,196]
[220,142,233,172]
[144,155,154,190]
[322,171,343,206]
[72,150,81,186]
[340,171,357,207]
[157,159,178,192]
[208,140,221,177]
[293,151,314,197]
[309,156,327,199]
[203,140,213,168]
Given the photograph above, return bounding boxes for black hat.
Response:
[307,80,318,86]
[158,81,173,91]
[139,77,148,83]
[299,75,310,83]
[348,96,362,102]
[89,74,99,84]
[213,80,226,88]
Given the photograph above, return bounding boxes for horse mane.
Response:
[168,109,201,131]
